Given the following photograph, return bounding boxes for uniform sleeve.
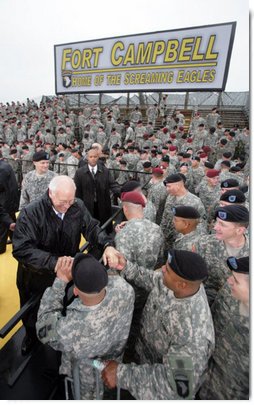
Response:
[36,278,75,352]
[19,174,30,210]
[122,261,160,292]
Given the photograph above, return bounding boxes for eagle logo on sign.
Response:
[62,71,72,88]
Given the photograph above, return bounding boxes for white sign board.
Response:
[54,22,236,94]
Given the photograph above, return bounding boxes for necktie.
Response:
[57,212,63,220]
[91,169,97,202]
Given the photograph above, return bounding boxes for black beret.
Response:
[222,152,232,159]
[194,156,200,162]
[162,155,170,162]
[33,151,50,161]
[10,149,17,155]
[216,205,249,223]
[220,138,228,145]
[172,205,200,219]
[221,178,239,188]
[182,153,191,158]
[204,161,214,169]
[227,256,249,274]
[143,161,152,168]
[220,189,246,203]
[220,160,231,168]
[163,174,183,185]
[180,162,189,167]
[167,249,208,281]
[72,253,108,293]
[121,180,141,193]
[229,166,241,173]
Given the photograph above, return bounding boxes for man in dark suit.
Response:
[74,148,120,233]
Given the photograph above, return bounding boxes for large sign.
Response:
[54,22,236,94]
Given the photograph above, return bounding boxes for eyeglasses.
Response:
[227,256,238,270]
[57,199,75,206]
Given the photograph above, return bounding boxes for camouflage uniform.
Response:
[147,181,168,225]
[160,192,207,250]
[66,155,79,179]
[198,181,221,214]
[143,200,156,223]
[195,234,249,305]
[115,218,164,270]
[36,276,134,400]
[19,170,57,210]
[116,262,215,400]
[191,166,205,192]
[173,228,203,251]
[199,283,249,399]
[21,152,34,175]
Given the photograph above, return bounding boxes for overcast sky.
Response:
[0,0,250,102]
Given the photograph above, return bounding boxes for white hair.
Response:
[49,175,76,194]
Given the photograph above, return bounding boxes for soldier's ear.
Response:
[73,286,79,296]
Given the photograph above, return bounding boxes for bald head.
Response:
[122,201,144,220]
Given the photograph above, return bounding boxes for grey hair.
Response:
[48,175,76,194]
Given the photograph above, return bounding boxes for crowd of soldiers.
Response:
[0,95,250,400]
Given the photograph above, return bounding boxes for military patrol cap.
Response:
[121,180,140,193]
[206,169,220,178]
[172,205,200,219]
[220,189,246,203]
[221,178,239,188]
[227,256,249,274]
[204,161,214,169]
[33,151,50,161]
[72,253,108,293]
[167,249,208,281]
[163,174,183,185]
[121,191,146,207]
[215,205,249,223]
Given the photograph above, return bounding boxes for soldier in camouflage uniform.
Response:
[206,107,221,129]
[199,256,249,399]
[115,191,164,270]
[195,205,249,306]
[19,151,57,210]
[147,168,168,225]
[36,253,134,400]
[172,206,203,251]
[197,169,221,215]
[102,249,215,400]
[161,174,207,251]
[146,104,158,127]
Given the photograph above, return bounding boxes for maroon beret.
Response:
[121,191,146,207]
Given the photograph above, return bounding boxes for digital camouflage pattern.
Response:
[116,262,215,400]
[19,169,57,210]
[160,191,207,250]
[147,181,168,225]
[199,282,249,399]
[195,234,249,306]
[36,276,134,400]
[115,218,164,271]
[173,228,203,251]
